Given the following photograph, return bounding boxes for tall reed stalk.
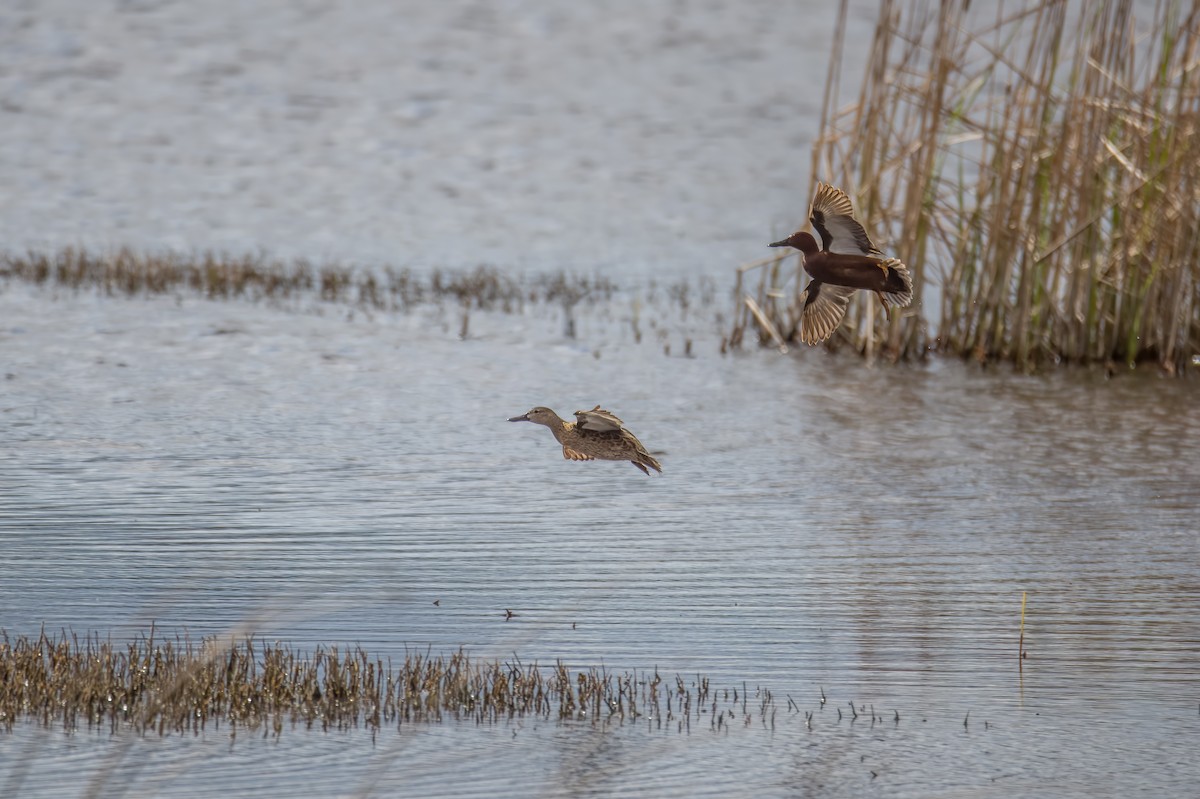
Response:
[732,0,1200,373]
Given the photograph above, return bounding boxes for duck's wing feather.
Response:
[574,406,625,432]
[562,445,595,461]
[809,183,882,256]
[797,280,855,345]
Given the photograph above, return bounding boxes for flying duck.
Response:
[508,405,663,475]
[769,182,913,344]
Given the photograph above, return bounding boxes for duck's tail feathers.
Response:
[879,259,914,308]
[634,448,663,475]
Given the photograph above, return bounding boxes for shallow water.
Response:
[2,284,1198,798]
[3,1,1200,797]
[0,0,868,276]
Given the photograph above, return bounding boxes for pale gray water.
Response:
[3,285,1198,798]
[0,0,874,276]
[2,1,1200,798]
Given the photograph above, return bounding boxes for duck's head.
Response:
[769,230,820,255]
[508,406,561,427]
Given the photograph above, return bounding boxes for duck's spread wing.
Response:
[797,281,855,345]
[809,183,881,256]
[574,406,625,432]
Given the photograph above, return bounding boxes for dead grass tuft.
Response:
[0,629,770,738]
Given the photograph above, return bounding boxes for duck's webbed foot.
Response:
[876,292,892,321]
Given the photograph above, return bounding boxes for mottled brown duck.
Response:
[508,405,662,475]
[769,182,913,345]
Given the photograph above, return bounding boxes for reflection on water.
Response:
[2,285,1198,797]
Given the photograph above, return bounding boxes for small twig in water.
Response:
[1019,591,1028,670]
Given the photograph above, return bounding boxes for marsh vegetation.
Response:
[0,629,792,737]
[0,247,723,352]
[732,0,1200,373]
[0,248,614,315]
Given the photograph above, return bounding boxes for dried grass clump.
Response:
[733,0,1200,373]
[0,629,774,738]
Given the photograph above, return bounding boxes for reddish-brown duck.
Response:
[769,183,913,344]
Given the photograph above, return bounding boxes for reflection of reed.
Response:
[733,0,1200,373]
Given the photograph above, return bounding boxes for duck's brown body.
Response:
[508,406,662,475]
[786,234,911,294]
[770,183,913,344]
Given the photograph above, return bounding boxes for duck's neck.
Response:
[544,418,570,444]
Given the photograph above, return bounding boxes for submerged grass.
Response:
[0,248,723,351]
[0,247,616,315]
[732,0,1200,373]
[0,629,773,738]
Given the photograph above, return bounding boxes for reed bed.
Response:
[0,629,778,738]
[733,0,1200,373]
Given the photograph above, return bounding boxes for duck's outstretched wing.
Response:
[574,406,625,432]
[809,183,882,256]
[797,281,855,345]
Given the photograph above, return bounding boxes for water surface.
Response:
[2,285,1198,797]
[2,1,1199,797]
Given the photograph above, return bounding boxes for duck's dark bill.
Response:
[508,414,529,422]
[769,239,790,247]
